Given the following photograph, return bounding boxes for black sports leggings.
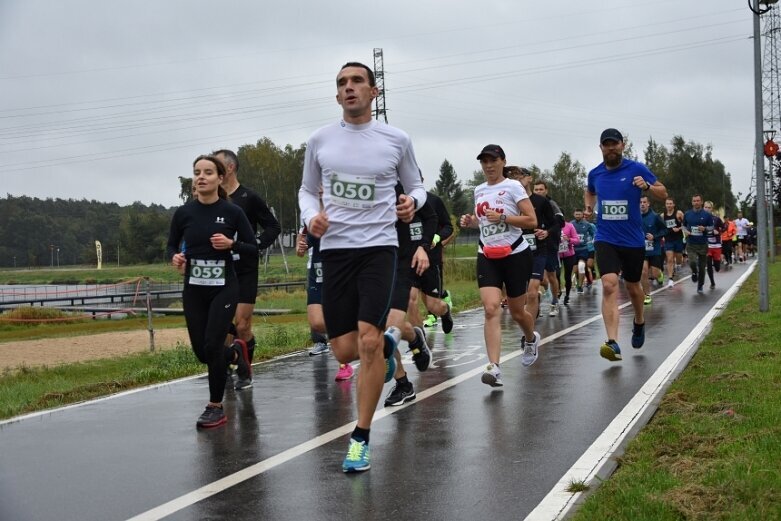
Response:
[183,279,238,403]
[560,256,577,297]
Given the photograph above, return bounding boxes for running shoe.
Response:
[521,331,541,367]
[309,342,330,356]
[383,326,401,359]
[500,298,508,308]
[691,271,698,283]
[335,363,354,381]
[599,340,622,362]
[196,405,226,429]
[231,339,252,384]
[697,286,704,294]
[710,282,716,289]
[657,273,665,285]
[443,290,453,310]
[384,356,396,383]
[234,376,253,391]
[423,314,437,328]
[384,381,416,406]
[410,326,432,372]
[631,321,645,348]
[548,303,559,317]
[577,285,584,294]
[481,363,503,387]
[585,282,593,289]
[643,294,652,305]
[563,295,570,306]
[441,308,454,335]
[342,438,371,473]
[667,279,674,288]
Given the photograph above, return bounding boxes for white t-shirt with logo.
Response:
[299,120,427,251]
[473,178,530,255]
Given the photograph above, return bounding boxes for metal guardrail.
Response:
[0,281,305,309]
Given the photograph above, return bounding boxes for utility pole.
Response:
[751,0,775,311]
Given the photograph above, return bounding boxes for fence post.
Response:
[145,277,155,352]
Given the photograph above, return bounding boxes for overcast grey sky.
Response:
[0,0,762,208]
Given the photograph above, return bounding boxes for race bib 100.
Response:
[601,200,629,221]
[189,259,226,286]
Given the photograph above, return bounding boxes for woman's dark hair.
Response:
[193,154,228,200]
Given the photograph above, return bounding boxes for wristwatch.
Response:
[499,213,507,223]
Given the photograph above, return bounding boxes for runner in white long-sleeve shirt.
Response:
[298,61,426,474]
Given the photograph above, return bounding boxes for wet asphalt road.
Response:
[0,263,750,521]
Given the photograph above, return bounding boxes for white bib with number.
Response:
[409,222,423,241]
[313,261,323,284]
[523,233,536,251]
[645,239,654,251]
[189,259,226,286]
[480,222,510,241]
[330,172,376,209]
[601,200,629,221]
[558,240,569,253]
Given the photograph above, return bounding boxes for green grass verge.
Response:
[572,262,781,520]
[0,273,481,420]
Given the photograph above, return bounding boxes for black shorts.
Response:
[306,260,323,306]
[595,242,645,283]
[412,264,442,298]
[390,256,413,311]
[530,252,546,281]
[738,236,748,245]
[236,267,258,304]
[574,250,590,262]
[321,246,397,339]
[476,249,533,298]
[544,251,560,272]
[644,254,663,271]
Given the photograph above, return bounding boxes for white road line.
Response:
[525,262,756,521]
[125,281,663,520]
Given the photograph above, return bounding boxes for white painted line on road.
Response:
[126,290,636,520]
[525,262,756,521]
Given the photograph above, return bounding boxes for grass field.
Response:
[572,262,781,520]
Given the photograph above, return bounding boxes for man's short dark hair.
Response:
[339,62,376,87]
[533,180,548,189]
[212,149,239,173]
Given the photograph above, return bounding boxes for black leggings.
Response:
[560,256,577,297]
[183,279,239,403]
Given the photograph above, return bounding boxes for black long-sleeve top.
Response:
[425,191,453,265]
[166,198,257,285]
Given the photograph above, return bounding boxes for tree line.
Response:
[1,133,754,268]
[0,195,171,268]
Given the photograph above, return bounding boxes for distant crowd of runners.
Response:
[165,60,749,474]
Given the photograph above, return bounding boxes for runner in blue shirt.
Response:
[682,194,714,294]
[584,128,667,362]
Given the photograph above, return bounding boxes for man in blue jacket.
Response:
[682,194,714,294]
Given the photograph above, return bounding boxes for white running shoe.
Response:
[548,303,559,317]
[481,363,503,387]
[521,332,541,367]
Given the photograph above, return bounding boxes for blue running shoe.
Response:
[600,340,622,362]
[342,438,371,473]
[631,321,645,349]
[383,326,400,359]
[384,355,396,383]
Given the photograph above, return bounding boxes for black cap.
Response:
[476,144,506,160]
[600,128,624,144]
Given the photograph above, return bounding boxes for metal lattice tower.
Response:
[372,48,388,123]
[762,8,781,133]
[749,8,781,197]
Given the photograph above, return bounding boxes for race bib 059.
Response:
[189,259,226,286]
